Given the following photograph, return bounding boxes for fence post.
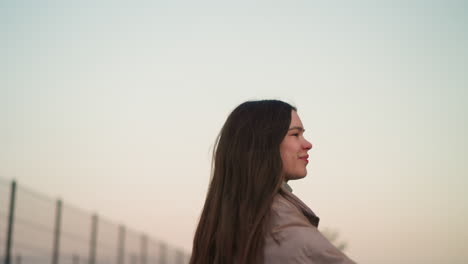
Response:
[175,249,184,264]
[72,254,79,264]
[4,180,17,264]
[52,199,63,264]
[130,254,137,264]
[88,214,98,264]
[140,234,148,264]
[117,225,126,264]
[159,243,167,264]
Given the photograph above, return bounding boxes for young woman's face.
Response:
[280,110,313,181]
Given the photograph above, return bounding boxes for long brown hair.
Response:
[190,100,296,264]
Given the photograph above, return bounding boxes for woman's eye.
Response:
[292,133,299,137]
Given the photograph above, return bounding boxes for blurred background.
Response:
[1,0,467,263]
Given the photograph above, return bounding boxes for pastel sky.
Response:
[1,1,467,263]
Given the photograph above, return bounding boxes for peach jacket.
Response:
[264,185,356,264]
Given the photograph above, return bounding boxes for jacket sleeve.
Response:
[302,226,357,264]
[265,225,357,264]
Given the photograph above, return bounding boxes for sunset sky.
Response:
[1,1,467,263]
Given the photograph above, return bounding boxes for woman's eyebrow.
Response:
[288,126,305,132]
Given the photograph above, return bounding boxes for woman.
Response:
[190,100,356,264]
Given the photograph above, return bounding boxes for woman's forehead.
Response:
[290,111,304,128]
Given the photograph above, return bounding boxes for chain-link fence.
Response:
[0,178,190,264]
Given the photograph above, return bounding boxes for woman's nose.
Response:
[303,139,312,150]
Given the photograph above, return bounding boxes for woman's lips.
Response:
[299,155,309,163]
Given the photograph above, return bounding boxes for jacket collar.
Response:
[280,184,320,227]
